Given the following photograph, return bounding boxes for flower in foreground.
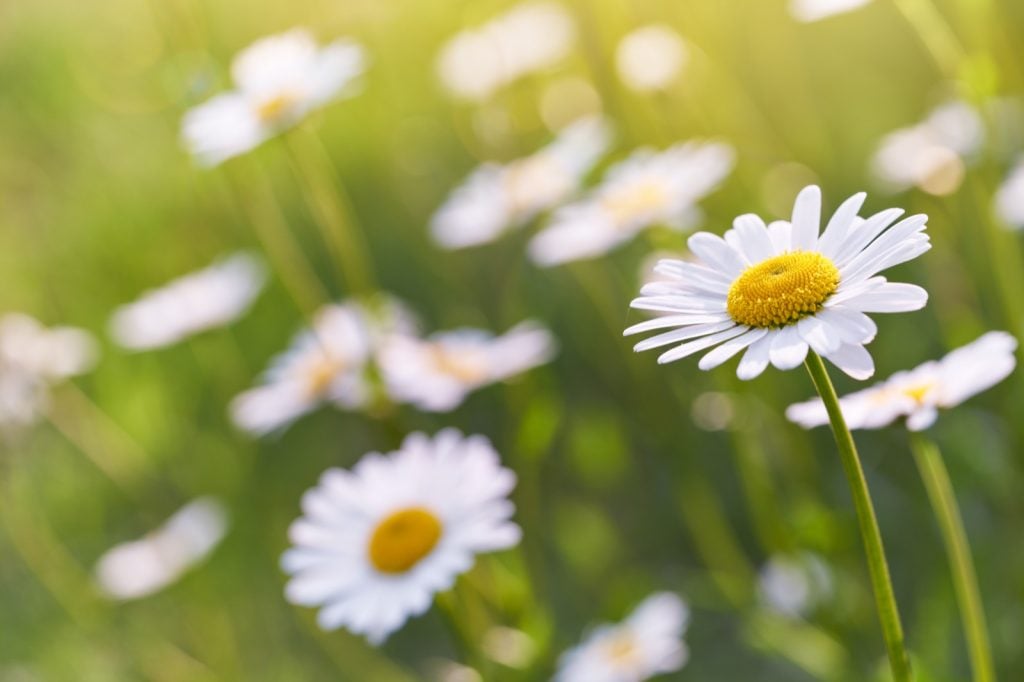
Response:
[378,321,556,412]
[95,497,228,600]
[994,158,1024,230]
[787,331,1017,431]
[282,429,520,644]
[789,0,873,22]
[554,592,689,682]
[529,141,734,266]
[182,29,366,166]
[110,253,265,350]
[625,185,930,380]
[615,24,688,93]
[431,116,611,249]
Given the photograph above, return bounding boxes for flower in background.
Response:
[529,142,734,266]
[871,101,983,196]
[231,298,416,436]
[758,552,834,618]
[0,314,97,429]
[110,253,266,351]
[787,331,1017,431]
[436,2,575,102]
[789,0,873,22]
[615,25,688,93]
[994,158,1024,229]
[182,29,366,166]
[626,186,930,380]
[554,592,689,682]
[95,497,228,600]
[378,321,556,412]
[282,430,520,644]
[431,116,611,249]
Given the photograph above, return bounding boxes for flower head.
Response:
[787,331,1017,431]
[182,29,366,166]
[529,142,734,266]
[555,592,689,682]
[432,116,611,249]
[282,429,521,644]
[615,25,688,93]
[625,185,930,380]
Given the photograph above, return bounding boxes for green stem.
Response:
[910,435,996,682]
[803,351,913,682]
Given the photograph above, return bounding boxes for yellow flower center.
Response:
[603,631,641,670]
[601,180,670,226]
[902,381,936,404]
[256,91,300,124]
[368,507,443,574]
[303,355,345,398]
[726,251,840,328]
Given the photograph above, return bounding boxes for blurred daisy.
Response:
[787,331,1017,431]
[110,253,265,351]
[95,497,228,600]
[626,185,930,380]
[789,0,872,22]
[615,25,688,93]
[282,429,521,644]
[378,321,556,412]
[182,29,366,166]
[529,142,734,266]
[437,2,575,102]
[231,298,415,436]
[994,158,1024,229]
[555,592,689,682]
[758,552,834,618]
[431,116,611,249]
[871,101,983,196]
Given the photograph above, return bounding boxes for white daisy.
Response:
[789,0,873,22]
[625,185,930,380]
[758,552,834,618]
[95,497,228,600]
[182,29,366,166]
[281,429,521,644]
[786,331,1017,431]
[378,321,556,412]
[231,298,415,436]
[529,141,734,266]
[436,2,575,102]
[994,158,1024,230]
[110,253,265,351]
[431,116,611,249]
[615,25,688,93]
[870,101,983,196]
[554,592,689,682]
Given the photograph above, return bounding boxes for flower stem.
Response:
[803,351,913,682]
[910,434,995,682]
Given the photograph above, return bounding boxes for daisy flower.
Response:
[786,331,1017,431]
[758,552,834,618]
[554,592,689,682]
[231,298,416,436]
[95,497,228,600]
[615,25,688,93]
[110,253,265,351]
[994,158,1024,230]
[625,185,930,380]
[281,429,521,644]
[529,142,734,266]
[182,29,366,166]
[378,321,556,412]
[789,0,873,22]
[431,116,611,249]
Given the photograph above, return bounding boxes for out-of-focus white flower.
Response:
[529,142,734,266]
[378,321,556,412]
[994,158,1024,229]
[615,25,688,93]
[437,2,575,101]
[432,116,611,249]
[95,497,228,600]
[182,29,366,166]
[758,552,834,618]
[789,0,873,22]
[110,253,265,351]
[787,331,1017,431]
[871,101,983,196]
[231,298,416,436]
[555,592,689,682]
[282,430,521,644]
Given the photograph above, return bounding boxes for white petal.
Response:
[732,214,775,263]
[657,325,748,364]
[633,320,737,352]
[623,313,730,336]
[907,406,939,431]
[790,185,821,251]
[687,232,746,277]
[832,207,904,266]
[767,220,792,255]
[818,191,866,259]
[816,307,877,344]
[824,343,875,380]
[797,315,842,355]
[843,283,928,313]
[768,325,809,369]
[737,334,773,380]
[698,328,768,370]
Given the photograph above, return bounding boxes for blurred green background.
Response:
[2,0,1024,679]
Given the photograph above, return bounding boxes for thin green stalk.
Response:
[891,0,968,79]
[910,435,995,682]
[803,351,913,682]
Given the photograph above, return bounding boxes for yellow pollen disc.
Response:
[603,632,641,669]
[601,180,669,225]
[902,382,935,404]
[256,92,299,123]
[368,507,443,574]
[726,251,840,328]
